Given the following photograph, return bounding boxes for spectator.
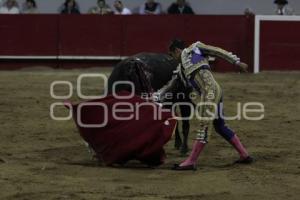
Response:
[88,0,112,15]
[0,0,19,14]
[22,0,38,14]
[61,0,80,14]
[113,0,131,15]
[168,0,194,14]
[244,8,254,17]
[274,0,294,15]
[139,0,161,15]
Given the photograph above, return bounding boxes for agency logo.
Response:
[50,73,265,128]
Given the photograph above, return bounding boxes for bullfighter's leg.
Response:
[173,69,221,170]
[213,100,253,163]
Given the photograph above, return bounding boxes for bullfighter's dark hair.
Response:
[169,39,186,52]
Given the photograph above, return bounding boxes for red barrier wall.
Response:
[0,15,254,71]
[59,15,123,56]
[0,15,58,56]
[260,21,300,70]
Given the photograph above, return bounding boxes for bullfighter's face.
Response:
[169,48,182,62]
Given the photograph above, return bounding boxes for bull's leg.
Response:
[180,119,190,155]
[174,123,182,150]
[179,104,191,155]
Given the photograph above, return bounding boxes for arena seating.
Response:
[1,14,300,72]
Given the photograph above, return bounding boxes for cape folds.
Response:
[68,91,176,166]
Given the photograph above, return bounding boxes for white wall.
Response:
[4,0,300,15]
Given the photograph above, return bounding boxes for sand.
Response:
[0,68,299,200]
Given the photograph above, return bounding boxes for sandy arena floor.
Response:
[0,68,299,200]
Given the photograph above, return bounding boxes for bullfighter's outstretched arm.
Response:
[189,42,248,72]
[192,41,240,64]
[153,74,178,103]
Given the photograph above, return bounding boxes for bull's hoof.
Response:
[174,140,182,150]
[180,145,189,156]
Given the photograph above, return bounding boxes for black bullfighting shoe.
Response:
[172,164,197,171]
[234,156,254,164]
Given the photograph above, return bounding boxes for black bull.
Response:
[108,53,193,154]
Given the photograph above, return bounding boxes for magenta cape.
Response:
[68,92,176,166]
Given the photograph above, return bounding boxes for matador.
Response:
[155,39,253,170]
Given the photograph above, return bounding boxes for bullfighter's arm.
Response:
[153,73,179,103]
[192,42,248,72]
